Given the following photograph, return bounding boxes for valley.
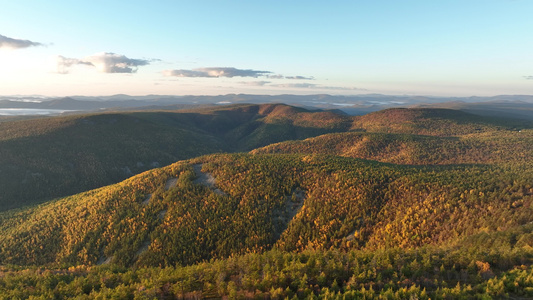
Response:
[0,104,347,211]
[4,0,533,297]
[0,104,532,298]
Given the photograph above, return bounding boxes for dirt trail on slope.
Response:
[135,239,151,258]
[192,164,226,195]
[142,193,152,205]
[96,255,113,265]
[165,178,178,190]
[273,188,306,240]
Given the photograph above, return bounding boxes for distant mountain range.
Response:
[2,94,533,119]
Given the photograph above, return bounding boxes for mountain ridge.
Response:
[0,104,532,298]
[2,94,533,118]
[0,103,350,211]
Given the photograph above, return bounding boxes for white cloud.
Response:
[239,81,271,86]
[319,85,365,91]
[284,75,315,80]
[266,74,284,79]
[85,52,150,73]
[524,76,533,80]
[163,67,271,78]
[266,74,314,80]
[56,55,93,74]
[162,69,209,77]
[273,83,318,88]
[272,83,364,91]
[0,34,43,49]
[162,67,318,83]
[56,52,152,74]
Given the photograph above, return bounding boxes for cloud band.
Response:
[0,34,43,49]
[163,67,271,78]
[56,52,152,74]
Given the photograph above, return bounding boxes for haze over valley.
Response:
[1,94,533,120]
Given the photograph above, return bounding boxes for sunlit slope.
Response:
[351,108,527,136]
[1,153,531,268]
[2,225,532,299]
[415,100,533,120]
[253,130,533,165]
[2,105,524,211]
[255,107,533,165]
[0,104,349,211]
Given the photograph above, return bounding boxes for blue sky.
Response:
[0,0,532,97]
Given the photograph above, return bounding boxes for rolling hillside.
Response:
[350,107,527,136]
[414,100,533,121]
[254,107,533,165]
[0,103,348,211]
[0,152,532,298]
[2,105,527,211]
[253,130,533,165]
[1,105,532,298]
[1,152,531,267]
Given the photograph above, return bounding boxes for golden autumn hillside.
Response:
[0,104,532,299]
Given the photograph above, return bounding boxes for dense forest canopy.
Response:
[0,105,532,298]
[0,104,350,211]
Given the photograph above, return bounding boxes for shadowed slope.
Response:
[0,104,350,211]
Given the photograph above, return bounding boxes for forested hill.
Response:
[1,153,532,298]
[1,105,533,298]
[254,107,533,165]
[0,103,349,211]
[1,153,532,268]
[350,107,528,136]
[253,130,533,165]
[2,104,528,211]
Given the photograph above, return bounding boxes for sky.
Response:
[0,0,532,97]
